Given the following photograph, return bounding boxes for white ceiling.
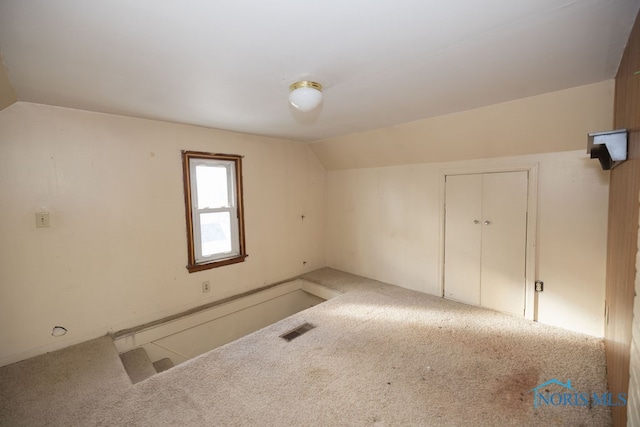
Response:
[0,1,638,142]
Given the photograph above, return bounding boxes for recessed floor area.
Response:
[0,268,611,426]
[114,280,338,375]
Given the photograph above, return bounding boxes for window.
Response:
[182,151,247,272]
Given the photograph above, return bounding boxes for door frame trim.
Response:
[438,163,539,320]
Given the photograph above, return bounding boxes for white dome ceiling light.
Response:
[288,81,323,112]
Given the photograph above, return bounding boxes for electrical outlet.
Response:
[202,281,210,293]
[535,280,544,292]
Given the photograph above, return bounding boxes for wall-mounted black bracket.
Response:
[587,129,628,170]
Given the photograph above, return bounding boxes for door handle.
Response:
[484,220,491,225]
[474,220,480,224]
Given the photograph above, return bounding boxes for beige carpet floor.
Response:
[0,268,611,426]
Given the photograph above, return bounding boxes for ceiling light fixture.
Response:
[289,81,323,112]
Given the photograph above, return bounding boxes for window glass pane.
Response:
[195,164,229,208]
[200,212,232,257]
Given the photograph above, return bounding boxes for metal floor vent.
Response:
[280,322,315,341]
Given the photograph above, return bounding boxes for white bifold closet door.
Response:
[443,171,528,316]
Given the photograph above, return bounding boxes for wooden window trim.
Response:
[181,150,247,273]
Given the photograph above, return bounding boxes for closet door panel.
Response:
[443,174,483,305]
[480,171,528,316]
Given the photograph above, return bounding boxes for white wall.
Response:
[326,150,609,337]
[0,102,326,366]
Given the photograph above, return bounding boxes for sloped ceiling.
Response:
[0,1,638,142]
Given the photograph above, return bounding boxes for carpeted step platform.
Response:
[0,336,131,426]
[120,348,157,384]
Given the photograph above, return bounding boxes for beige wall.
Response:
[0,102,326,366]
[326,150,609,336]
[0,56,16,111]
[311,80,614,170]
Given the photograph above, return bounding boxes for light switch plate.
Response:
[36,212,50,228]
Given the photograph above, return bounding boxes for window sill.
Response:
[186,254,247,273]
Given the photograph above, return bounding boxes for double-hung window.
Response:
[182,151,247,272]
